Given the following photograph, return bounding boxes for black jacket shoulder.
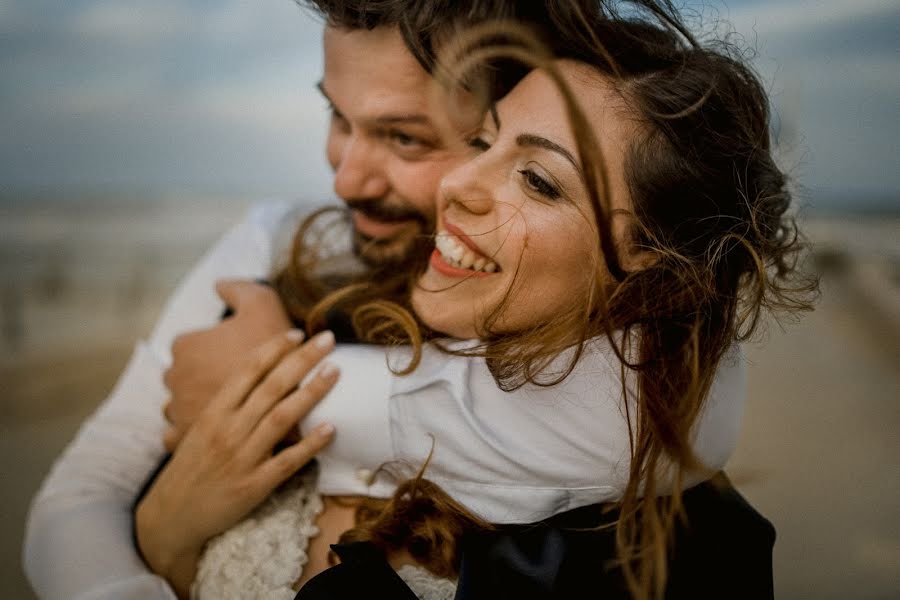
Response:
[296,476,775,600]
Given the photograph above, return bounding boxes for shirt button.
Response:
[355,468,373,485]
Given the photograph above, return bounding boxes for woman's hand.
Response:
[135,329,339,598]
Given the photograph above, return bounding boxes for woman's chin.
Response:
[411,290,479,340]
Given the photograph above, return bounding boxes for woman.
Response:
[136,7,812,600]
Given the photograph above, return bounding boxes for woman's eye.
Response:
[519,168,561,199]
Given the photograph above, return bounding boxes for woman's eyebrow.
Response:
[516,133,582,175]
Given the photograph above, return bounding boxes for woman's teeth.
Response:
[435,233,499,273]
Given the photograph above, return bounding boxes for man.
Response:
[23,2,531,598]
[158,18,485,445]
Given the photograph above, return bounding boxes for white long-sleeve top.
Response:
[23,202,745,600]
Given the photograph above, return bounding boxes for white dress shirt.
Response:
[23,202,745,599]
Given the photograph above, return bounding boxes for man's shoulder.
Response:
[681,474,774,535]
[457,475,775,599]
[241,200,309,237]
[668,476,776,598]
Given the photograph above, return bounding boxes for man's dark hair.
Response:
[296,0,610,73]
[296,1,691,100]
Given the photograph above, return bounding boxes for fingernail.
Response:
[286,329,305,343]
[315,422,335,437]
[317,361,339,379]
[313,330,335,350]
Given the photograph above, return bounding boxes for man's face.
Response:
[320,26,474,266]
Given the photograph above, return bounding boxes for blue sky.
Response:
[1,0,897,210]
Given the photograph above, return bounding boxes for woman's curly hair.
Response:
[276,2,817,598]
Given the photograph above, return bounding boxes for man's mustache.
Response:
[345,199,428,225]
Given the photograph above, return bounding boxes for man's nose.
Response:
[333,136,389,201]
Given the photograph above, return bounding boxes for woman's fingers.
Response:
[243,360,340,458]
[252,422,336,491]
[135,330,337,596]
[209,329,306,412]
[236,331,336,436]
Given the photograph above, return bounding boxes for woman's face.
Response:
[412,61,638,339]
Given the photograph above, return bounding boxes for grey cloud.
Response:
[1,0,331,198]
[1,0,897,208]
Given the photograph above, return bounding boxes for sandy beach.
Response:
[2,202,898,598]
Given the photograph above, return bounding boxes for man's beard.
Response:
[351,222,431,268]
[346,199,433,268]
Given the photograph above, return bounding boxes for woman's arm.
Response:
[23,203,298,600]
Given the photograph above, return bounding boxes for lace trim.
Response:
[191,469,322,600]
[191,467,459,600]
[396,565,458,600]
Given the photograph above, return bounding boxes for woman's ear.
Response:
[611,210,659,273]
[622,247,659,272]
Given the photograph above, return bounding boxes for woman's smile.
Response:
[431,221,501,276]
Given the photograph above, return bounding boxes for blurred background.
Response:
[1,0,897,598]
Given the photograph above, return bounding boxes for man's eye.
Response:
[519,168,561,199]
[387,130,434,158]
[468,136,490,151]
[390,131,424,147]
[329,107,350,131]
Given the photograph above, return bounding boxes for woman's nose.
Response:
[439,159,493,215]
[332,136,390,201]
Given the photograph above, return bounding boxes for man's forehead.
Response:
[322,25,436,122]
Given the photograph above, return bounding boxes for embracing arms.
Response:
[22,204,300,599]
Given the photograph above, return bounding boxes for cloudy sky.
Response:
[1,0,897,210]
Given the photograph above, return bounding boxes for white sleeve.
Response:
[292,336,745,524]
[387,340,632,523]
[687,343,746,478]
[22,202,293,600]
[387,338,746,523]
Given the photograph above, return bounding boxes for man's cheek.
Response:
[398,164,448,216]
